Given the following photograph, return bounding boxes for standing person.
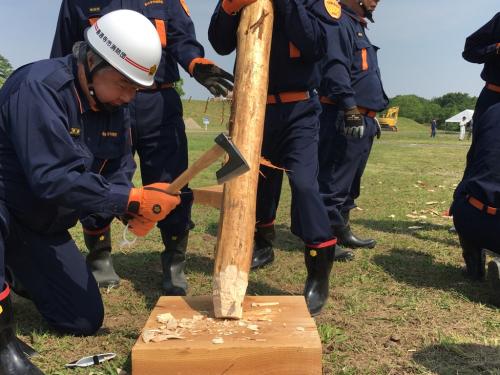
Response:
[209,0,341,316]
[317,0,388,249]
[0,10,180,373]
[51,0,233,293]
[431,119,437,138]
[450,102,500,307]
[463,13,500,126]
[466,118,473,140]
[459,116,467,141]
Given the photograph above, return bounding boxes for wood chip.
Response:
[247,324,259,331]
[166,319,178,330]
[142,329,160,343]
[296,327,305,331]
[157,313,174,324]
[251,302,279,307]
[212,337,224,344]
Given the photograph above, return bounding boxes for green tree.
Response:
[388,92,477,127]
[174,78,185,97]
[0,54,13,88]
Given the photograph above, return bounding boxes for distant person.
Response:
[466,118,473,140]
[451,102,500,307]
[459,116,467,141]
[463,12,500,127]
[430,119,437,138]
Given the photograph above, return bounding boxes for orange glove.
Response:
[127,183,180,222]
[222,0,257,14]
[128,216,156,237]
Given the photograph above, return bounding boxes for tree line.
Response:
[388,93,477,127]
[1,53,478,124]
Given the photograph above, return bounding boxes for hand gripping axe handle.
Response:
[166,133,250,194]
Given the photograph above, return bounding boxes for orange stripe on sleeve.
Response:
[154,19,167,48]
[361,48,368,71]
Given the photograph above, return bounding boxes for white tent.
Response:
[445,109,474,123]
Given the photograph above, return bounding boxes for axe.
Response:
[166,133,249,194]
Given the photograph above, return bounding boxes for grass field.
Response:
[18,103,500,374]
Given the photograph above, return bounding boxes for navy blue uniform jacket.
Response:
[317,3,388,111]
[208,0,326,93]
[0,56,133,233]
[51,0,205,84]
[463,13,500,86]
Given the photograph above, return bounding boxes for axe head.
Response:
[214,133,250,184]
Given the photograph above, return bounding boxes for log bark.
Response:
[213,0,274,319]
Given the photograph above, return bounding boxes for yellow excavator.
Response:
[378,106,399,131]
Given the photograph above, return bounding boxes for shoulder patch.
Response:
[179,0,191,16]
[324,0,341,20]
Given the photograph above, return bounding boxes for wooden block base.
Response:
[132,295,322,375]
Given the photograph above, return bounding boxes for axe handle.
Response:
[166,144,225,194]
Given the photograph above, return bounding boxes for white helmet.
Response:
[85,9,161,87]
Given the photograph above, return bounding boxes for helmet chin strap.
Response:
[79,46,120,113]
[358,1,374,23]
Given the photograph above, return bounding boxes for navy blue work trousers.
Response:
[130,88,193,236]
[256,96,334,246]
[0,203,103,336]
[318,104,376,227]
[452,195,500,255]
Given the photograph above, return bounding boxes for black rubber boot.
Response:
[335,211,376,249]
[303,245,335,317]
[333,244,355,262]
[487,258,500,307]
[84,229,120,288]
[458,234,485,281]
[0,284,44,374]
[251,225,275,270]
[160,230,188,296]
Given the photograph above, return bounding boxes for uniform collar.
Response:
[341,4,368,27]
[70,56,92,114]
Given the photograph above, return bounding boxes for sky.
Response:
[0,1,498,100]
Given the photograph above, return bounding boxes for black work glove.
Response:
[375,118,381,139]
[191,58,234,97]
[344,107,365,139]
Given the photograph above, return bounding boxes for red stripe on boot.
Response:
[306,238,337,249]
[0,284,10,301]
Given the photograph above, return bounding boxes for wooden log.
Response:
[131,296,322,375]
[213,0,274,319]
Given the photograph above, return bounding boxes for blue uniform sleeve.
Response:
[274,0,326,61]
[50,0,84,58]
[208,1,239,56]
[167,0,205,74]
[6,81,130,217]
[463,13,500,64]
[321,21,356,109]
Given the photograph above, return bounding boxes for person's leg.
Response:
[279,98,339,315]
[80,214,119,288]
[336,117,376,248]
[252,107,285,269]
[5,219,103,336]
[132,89,194,295]
[453,197,487,280]
[0,204,44,374]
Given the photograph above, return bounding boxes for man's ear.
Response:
[87,51,96,70]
